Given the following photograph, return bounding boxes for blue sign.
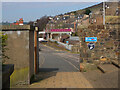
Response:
[88,43,95,50]
[85,37,97,42]
[66,41,69,44]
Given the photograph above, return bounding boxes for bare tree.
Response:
[35,16,50,31]
[27,21,34,26]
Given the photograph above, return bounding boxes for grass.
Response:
[105,16,120,24]
[41,41,80,54]
[41,41,69,51]
[10,67,29,87]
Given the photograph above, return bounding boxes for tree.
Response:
[84,9,91,15]
[28,16,50,31]
[73,11,77,15]
[27,21,34,26]
[0,32,9,63]
[35,16,50,31]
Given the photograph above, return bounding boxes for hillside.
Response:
[76,2,103,14]
[65,2,103,15]
[65,2,119,16]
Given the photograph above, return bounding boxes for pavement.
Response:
[30,43,118,88]
[82,69,119,88]
[11,43,119,88]
[29,72,93,88]
[39,44,80,72]
[29,44,93,88]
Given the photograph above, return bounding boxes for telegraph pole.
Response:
[103,1,105,25]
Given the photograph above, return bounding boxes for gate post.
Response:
[34,27,39,74]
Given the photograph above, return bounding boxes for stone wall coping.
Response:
[1,25,35,31]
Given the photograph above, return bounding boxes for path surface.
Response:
[29,44,93,88]
[12,43,119,88]
[39,44,80,72]
[13,43,119,88]
[32,44,118,88]
[30,72,93,88]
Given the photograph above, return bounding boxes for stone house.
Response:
[70,13,75,18]
[89,14,103,25]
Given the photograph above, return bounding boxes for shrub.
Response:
[0,32,9,63]
[84,9,91,15]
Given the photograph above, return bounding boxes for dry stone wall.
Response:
[78,24,119,64]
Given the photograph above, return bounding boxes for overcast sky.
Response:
[2,2,101,22]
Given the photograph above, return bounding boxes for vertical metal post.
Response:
[79,37,81,72]
[34,31,37,74]
[76,18,78,32]
[34,27,38,74]
[103,1,105,25]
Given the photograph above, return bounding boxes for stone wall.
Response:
[71,45,79,53]
[78,24,119,64]
[2,27,35,86]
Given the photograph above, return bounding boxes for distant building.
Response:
[105,2,119,16]
[19,18,24,25]
[89,14,103,25]
[12,18,24,25]
[70,13,75,18]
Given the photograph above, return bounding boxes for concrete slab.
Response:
[29,72,93,88]
[97,64,118,73]
[112,60,120,68]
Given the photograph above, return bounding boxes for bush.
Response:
[84,9,91,15]
[0,32,9,63]
[72,32,78,36]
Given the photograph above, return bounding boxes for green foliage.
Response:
[0,32,9,63]
[72,11,77,15]
[72,32,78,36]
[54,41,58,44]
[10,67,29,86]
[84,9,91,15]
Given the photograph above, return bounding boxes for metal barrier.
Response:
[49,39,73,50]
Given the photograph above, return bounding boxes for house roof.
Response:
[50,29,71,32]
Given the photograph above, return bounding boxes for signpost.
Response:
[85,37,97,42]
[85,37,97,50]
[66,41,69,44]
[88,43,95,50]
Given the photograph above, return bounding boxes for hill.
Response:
[64,2,119,16]
[65,2,103,15]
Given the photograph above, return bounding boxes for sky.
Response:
[2,2,102,23]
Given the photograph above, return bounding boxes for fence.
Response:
[49,38,73,50]
[70,36,79,41]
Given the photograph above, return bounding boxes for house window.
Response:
[94,19,96,22]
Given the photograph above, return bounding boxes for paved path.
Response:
[30,72,93,88]
[39,44,80,72]
[82,69,119,88]
[13,44,119,88]
[30,44,93,88]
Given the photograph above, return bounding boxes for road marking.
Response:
[43,44,62,51]
[62,58,80,71]
[43,45,55,50]
[42,44,79,71]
